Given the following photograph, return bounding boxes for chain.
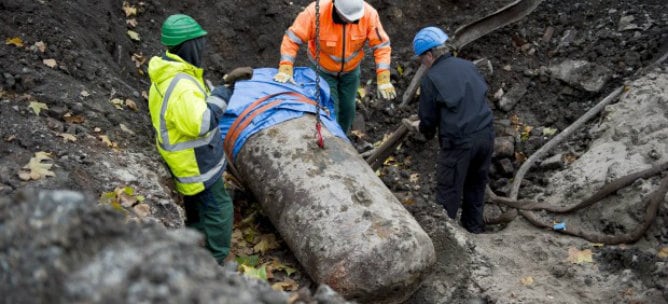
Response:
[314,0,324,148]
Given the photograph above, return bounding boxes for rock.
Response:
[542,26,555,44]
[618,15,639,31]
[46,117,65,132]
[558,29,577,49]
[549,59,612,92]
[71,102,85,114]
[497,158,515,176]
[314,285,349,304]
[540,153,564,170]
[3,72,15,88]
[498,83,527,112]
[493,136,515,159]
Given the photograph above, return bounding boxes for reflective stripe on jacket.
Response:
[279,0,391,75]
[148,51,226,195]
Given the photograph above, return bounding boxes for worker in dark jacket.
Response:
[407,26,494,233]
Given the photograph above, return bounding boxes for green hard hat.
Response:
[161,14,208,47]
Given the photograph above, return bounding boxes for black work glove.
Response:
[224,67,253,85]
[207,86,231,117]
[211,85,231,102]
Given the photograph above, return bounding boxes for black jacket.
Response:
[418,53,493,148]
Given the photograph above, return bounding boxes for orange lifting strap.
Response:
[224,91,320,159]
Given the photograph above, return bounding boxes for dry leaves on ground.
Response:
[567,247,594,264]
[18,151,55,181]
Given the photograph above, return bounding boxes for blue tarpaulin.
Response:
[219,67,348,160]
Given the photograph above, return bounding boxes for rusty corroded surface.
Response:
[236,115,436,303]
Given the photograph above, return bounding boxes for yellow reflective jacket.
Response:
[279,0,391,75]
[147,51,226,195]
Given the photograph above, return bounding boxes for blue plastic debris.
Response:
[553,222,566,231]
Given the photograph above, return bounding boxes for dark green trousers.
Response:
[320,66,360,134]
[183,177,233,264]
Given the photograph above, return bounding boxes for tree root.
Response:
[519,175,668,245]
[488,161,668,213]
[483,73,668,243]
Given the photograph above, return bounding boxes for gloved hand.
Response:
[211,85,231,102]
[402,117,420,134]
[377,70,397,100]
[207,85,230,117]
[273,64,296,84]
[224,67,253,85]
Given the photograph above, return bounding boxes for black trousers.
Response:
[436,130,494,233]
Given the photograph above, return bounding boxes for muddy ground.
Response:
[1,0,667,303]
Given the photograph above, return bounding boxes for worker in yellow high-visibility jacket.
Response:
[147,14,232,264]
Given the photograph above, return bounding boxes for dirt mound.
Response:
[0,190,290,303]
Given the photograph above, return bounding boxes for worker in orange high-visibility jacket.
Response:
[274,0,396,134]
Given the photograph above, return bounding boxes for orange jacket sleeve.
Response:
[279,3,316,67]
[365,6,391,74]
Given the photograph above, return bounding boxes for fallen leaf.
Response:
[520,276,534,286]
[80,90,90,97]
[562,152,578,165]
[131,53,146,68]
[253,234,280,254]
[402,197,416,206]
[98,135,117,148]
[126,18,138,28]
[127,30,140,41]
[5,37,24,47]
[349,129,366,139]
[383,156,398,166]
[494,88,504,100]
[63,113,85,124]
[659,247,668,259]
[118,192,137,208]
[5,135,16,142]
[236,255,260,268]
[125,98,138,111]
[110,98,124,110]
[397,64,404,77]
[515,151,527,164]
[28,101,48,116]
[240,264,268,281]
[268,259,297,277]
[357,86,367,98]
[58,133,77,142]
[34,41,46,53]
[120,123,136,135]
[409,173,419,183]
[567,247,593,264]
[272,278,299,291]
[98,191,126,213]
[122,1,137,17]
[521,125,533,141]
[43,59,58,68]
[543,127,558,137]
[141,91,149,101]
[94,127,102,133]
[18,152,55,181]
[133,203,150,218]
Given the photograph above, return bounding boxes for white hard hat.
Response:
[334,0,364,21]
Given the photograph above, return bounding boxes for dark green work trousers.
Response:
[319,66,360,134]
[183,177,233,264]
